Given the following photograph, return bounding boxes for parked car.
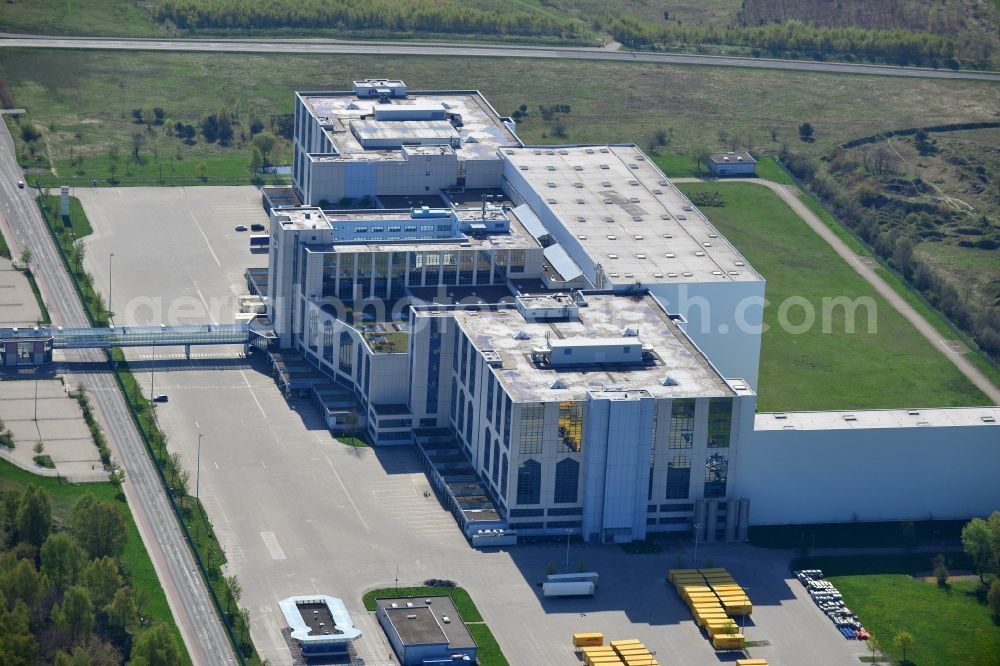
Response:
[17,180,25,189]
[153,394,169,403]
[234,224,248,232]
[250,223,266,232]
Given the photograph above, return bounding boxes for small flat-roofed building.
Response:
[279,595,361,659]
[375,596,477,665]
[708,151,756,177]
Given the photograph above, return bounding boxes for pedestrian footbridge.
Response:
[1,321,275,367]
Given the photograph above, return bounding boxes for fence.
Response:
[36,198,250,664]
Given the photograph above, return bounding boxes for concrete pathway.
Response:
[674,176,1000,405]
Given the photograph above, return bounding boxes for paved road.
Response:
[675,177,1000,405]
[0,124,235,665]
[2,33,1000,81]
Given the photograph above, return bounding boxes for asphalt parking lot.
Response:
[77,187,868,666]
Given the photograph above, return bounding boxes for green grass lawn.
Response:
[0,0,165,37]
[2,48,999,189]
[827,574,1000,666]
[362,587,509,666]
[0,458,192,665]
[753,155,796,186]
[678,182,990,411]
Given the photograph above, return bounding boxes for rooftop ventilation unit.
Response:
[482,350,503,367]
[983,415,996,423]
[549,379,567,389]
[512,330,531,340]
[659,376,679,386]
[843,414,858,421]
[620,326,639,337]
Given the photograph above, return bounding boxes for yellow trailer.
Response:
[736,660,769,666]
[574,633,605,647]
[668,568,700,582]
[712,633,746,650]
[610,639,643,648]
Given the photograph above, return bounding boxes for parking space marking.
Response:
[259,531,286,561]
[239,368,267,419]
[188,210,222,266]
[326,455,370,532]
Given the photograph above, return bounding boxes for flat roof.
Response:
[376,596,475,649]
[351,119,459,143]
[299,90,519,161]
[279,595,361,645]
[755,407,1000,431]
[420,293,738,402]
[274,207,331,231]
[502,145,760,285]
[307,206,540,253]
[709,151,756,165]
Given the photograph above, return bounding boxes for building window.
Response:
[500,454,509,497]
[666,455,691,500]
[492,441,501,485]
[516,459,541,505]
[519,404,544,454]
[483,432,492,472]
[669,399,695,449]
[707,397,733,448]
[557,402,583,453]
[704,452,728,498]
[338,331,353,375]
[553,458,579,504]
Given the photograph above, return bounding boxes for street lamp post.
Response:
[693,523,700,568]
[565,529,572,567]
[196,431,203,503]
[108,253,114,324]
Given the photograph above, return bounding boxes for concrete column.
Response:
[693,499,706,542]
[737,498,750,542]
[725,498,738,542]
[184,344,191,359]
[705,500,718,542]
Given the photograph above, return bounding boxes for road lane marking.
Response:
[259,531,286,560]
[188,210,222,266]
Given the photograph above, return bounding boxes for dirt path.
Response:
[674,176,1000,405]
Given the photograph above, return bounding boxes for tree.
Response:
[128,623,181,666]
[988,579,1000,620]
[15,486,52,547]
[798,122,814,142]
[932,553,949,586]
[248,146,263,175]
[40,532,86,592]
[0,600,38,666]
[866,636,880,663]
[130,131,146,161]
[104,586,139,633]
[225,574,242,615]
[217,109,234,145]
[893,630,913,664]
[252,132,276,167]
[71,493,127,559]
[54,637,122,666]
[1,557,44,614]
[201,114,220,143]
[54,585,94,641]
[962,516,995,584]
[32,440,44,456]
[195,162,207,181]
[18,247,31,270]
[141,108,156,129]
[82,557,122,607]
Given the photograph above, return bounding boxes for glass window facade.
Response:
[704,452,728,498]
[519,404,544,454]
[707,398,733,448]
[517,459,541,505]
[666,455,691,500]
[553,458,579,504]
[557,402,583,453]
[669,399,695,449]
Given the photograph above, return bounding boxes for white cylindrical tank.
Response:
[737,498,751,542]
[725,499,738,542]
[706,500,718,542]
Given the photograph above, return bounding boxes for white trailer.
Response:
[542,581,595,598]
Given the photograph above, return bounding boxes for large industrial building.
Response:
[259,79,999,545]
